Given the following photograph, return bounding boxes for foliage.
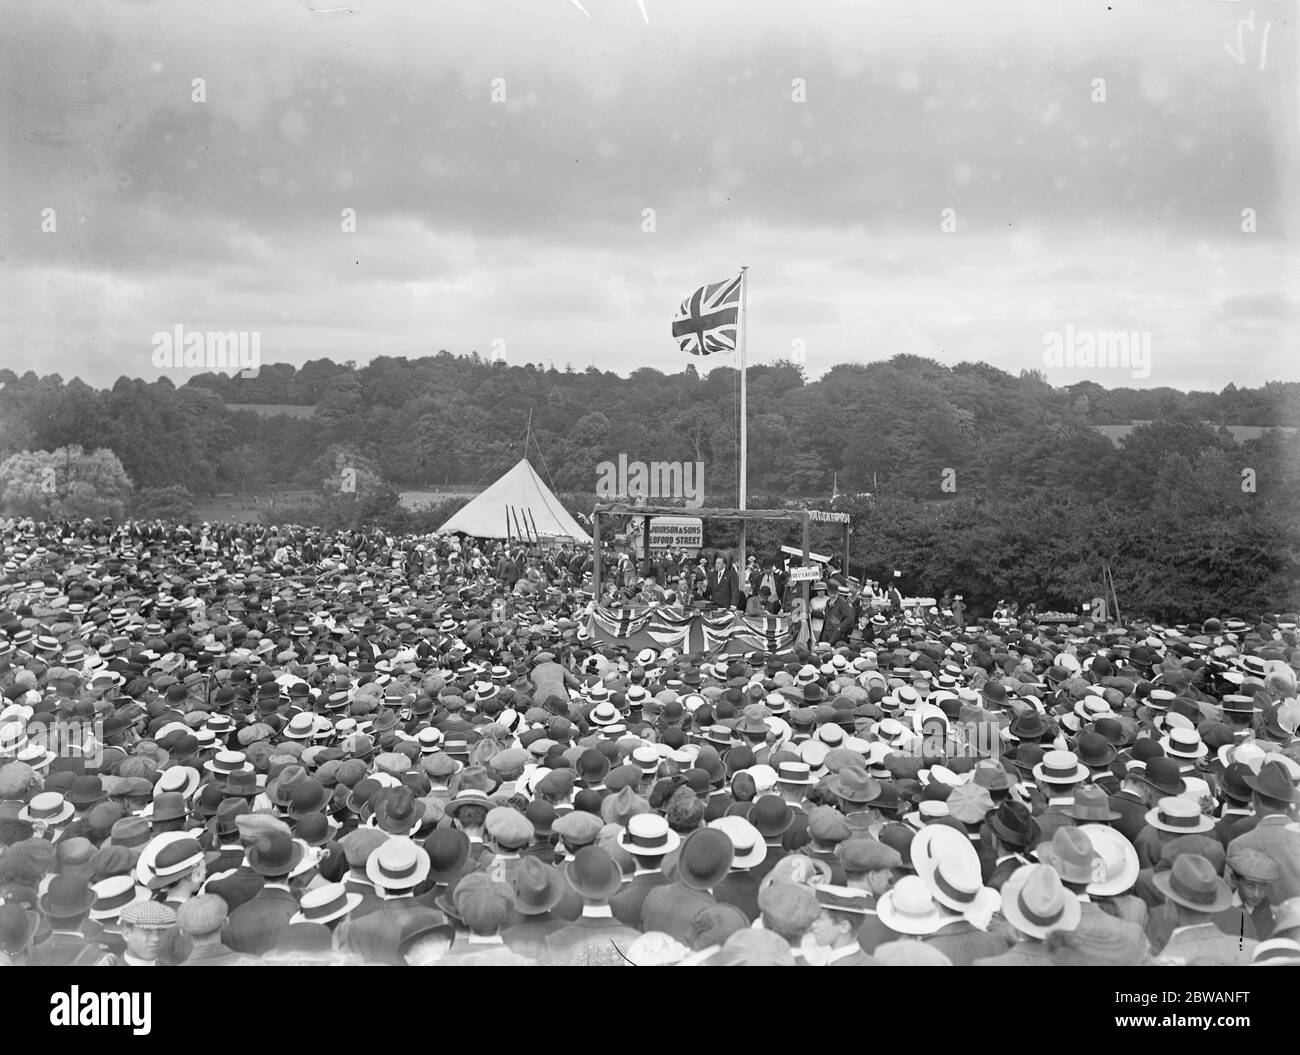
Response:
[0,446,132,520]
[132,485,197,521]
[0,356,1296,618]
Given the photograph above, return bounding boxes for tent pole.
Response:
[592,510,602,599]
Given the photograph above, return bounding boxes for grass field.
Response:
[190,485,483,522]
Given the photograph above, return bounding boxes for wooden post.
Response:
[801,511,811,633]
[738,519,747,602]
[592,509,602,600]
[642,515,653,579]
[843,521,851,580]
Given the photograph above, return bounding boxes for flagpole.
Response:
[739,266,748,510]
[737,265,748,593]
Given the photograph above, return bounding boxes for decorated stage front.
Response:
[587,603,809,657]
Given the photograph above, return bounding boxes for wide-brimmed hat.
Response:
[248,829,307,877]
[988,801,1040,849]
[1145,796,1214,835]
[38,874,96,919]
[1031,750,1089,785]
[748,795,794,838]
[1061,786,1121,822]
[18,791,74,826]
[774,760,815,786]
[89,875,151,921]
[154,766,201,800]
[1243,759,1299,804]
[619,813,681,857]
[365,836,431,891]
[1159,727,1207,761]
[875,875,948,935]
[510,856,566,916]
[1152,853,1233,913]
[563,845,623,901]
[443,788,494,817]
[1001,863,1081,939]
[828,767,879,804]
[1035,826,1105,886]
[911,825,999,916]
[675,827,734,891]
[1135,756,1186,797]
[372,788,427,835]
[1080,824,1139,897]
[708,816,767,870]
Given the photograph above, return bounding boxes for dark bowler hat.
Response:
[423,828,471,882]
[1136,757,1186,798]
[563,845,622,901]
[39,874,96,919]
[675,828,734,891]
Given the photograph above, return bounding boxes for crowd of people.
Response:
[0,516,1298,967]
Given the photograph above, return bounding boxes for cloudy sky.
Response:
[2,0,1296,391]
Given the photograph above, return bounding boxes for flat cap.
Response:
[485,806,534,849]
[837,836,903,874]
[119,899,178,930]
[177,893,228,936]
[807,805,851,844]
[1227,846,1280,883]
[551,809,603,848]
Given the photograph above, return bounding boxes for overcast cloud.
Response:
[1,0,1296,390]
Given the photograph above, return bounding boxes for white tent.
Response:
[435,458,591,544]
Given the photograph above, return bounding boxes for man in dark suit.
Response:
[501,858,569,958]
[712,817,767,922]
[223,831,302,955]
[1109,772,1153,845]
[27,876,115,966]
[1212,764,1257,849]
[641,828,731,943]
[609,816,674,927]
[819,580,856,645]
[543,847,642,965]
[708,554,741,610]
[985,801,1040,891]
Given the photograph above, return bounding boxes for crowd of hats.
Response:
[0,518,1298,965]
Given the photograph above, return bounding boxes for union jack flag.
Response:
[672,274,742,356]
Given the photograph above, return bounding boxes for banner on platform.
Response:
[588,603,806,656]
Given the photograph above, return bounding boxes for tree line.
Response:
[0,354,1297,620]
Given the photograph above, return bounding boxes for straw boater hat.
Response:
[1144,796,1215,835]
[365,837,431,891]
[875,875,948,935]
[1031,750,1090,786]
[291,881,363,925]
[910,825,1000,917]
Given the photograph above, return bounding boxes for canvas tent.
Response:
[434,458,591,544]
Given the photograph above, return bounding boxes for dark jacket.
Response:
[708,565,741,610]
